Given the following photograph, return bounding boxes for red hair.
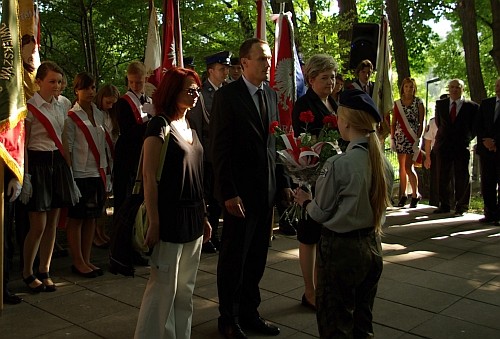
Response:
[153,67,201,119]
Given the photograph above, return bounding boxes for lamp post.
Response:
[425,77,440,119]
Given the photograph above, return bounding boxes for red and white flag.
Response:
[145,3,162,87]
[162,0,183,71]
[372,15,393,140]
[255,0,266,40]
[270,12,297,129]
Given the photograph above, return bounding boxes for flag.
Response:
[255,0,266,40]
[145,2,161,88]
[0,0,27,182]
[270,12,303,130]
[18,0,40,99]
[372,15,393,140]
[162,0,183,71]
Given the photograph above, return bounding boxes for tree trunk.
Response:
[490,0,500,74]
[456,0,487,103]
[386,0,410,89]
[338,0,358,73]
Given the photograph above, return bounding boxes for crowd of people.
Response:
[3,33,500,339]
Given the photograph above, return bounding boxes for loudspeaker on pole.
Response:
[349,23,380,70]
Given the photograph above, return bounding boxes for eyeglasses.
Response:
[185,88,201,96]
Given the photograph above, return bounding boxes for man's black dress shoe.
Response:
[240,316,280,336]
[218,318,248,339]
[433,207,450,214]
[3,292,22,305]
[202,240,217,253]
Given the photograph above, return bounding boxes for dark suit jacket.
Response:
[210,77,288,210]
[434,97,479,155]
[348,79,374,97]
[292,87,337,137]
[476,97,500,157]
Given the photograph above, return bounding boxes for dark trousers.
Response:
[3,196,15,292]
[437,148,471,210]
[217,206,273,323]
[316,230,383,339]
[479,152,500,219]
[204,163,221,240]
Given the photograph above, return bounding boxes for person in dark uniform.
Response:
[188,51,230,253]
[183,56,195,71]
[227,57,242,83]
[294,89,392,338]
[112,61,152,266]
[347,59,374,97]
[210,38,291,339]
[433,79,479,216]
[475,77,500,224]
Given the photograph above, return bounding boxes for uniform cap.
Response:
[183,57,195,67]
[339,89,381,122]
[205,51,232,66]
[230,57,240,66]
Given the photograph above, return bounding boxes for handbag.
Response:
[132,116,170,252]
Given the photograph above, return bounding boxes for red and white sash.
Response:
[27,103,65,157]
[122,92,148,125]
[68,110,107,187]
[394,100,423,163]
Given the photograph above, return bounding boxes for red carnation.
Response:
[323,115,338,129]
[299,110,315,124]
[269,121,280,134]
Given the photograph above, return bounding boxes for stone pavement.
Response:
[1,205,499,338]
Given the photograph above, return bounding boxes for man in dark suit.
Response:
[433,79,479,216]
[475,77,500,224]
[188,51,231,253]
[210,38,291,339]
[347,59,374,97]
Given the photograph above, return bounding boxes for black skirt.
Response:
[68,177,105,219]
[27,150,79,211]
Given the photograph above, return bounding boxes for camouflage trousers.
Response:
[316,228,383,339]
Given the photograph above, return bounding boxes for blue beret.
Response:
[339,89,382,123]
[205,51,232,66]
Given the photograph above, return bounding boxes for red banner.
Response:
[145,2,162,88]
[162,0,183,71]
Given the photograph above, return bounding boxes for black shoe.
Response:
[132,252,149,266]
[36,272,57,292]
[454,208,467,217]
[433,207,450,214]
[279,221,297,236]
[93,268,104,276]
[218,318,248,339]
[22,274,45,293]
[409,196,421,208]
[109,258,135,277]
[240,316,280,336]
[479,217,495,223]
[71,265,98,278]
[396,196,408,207]
[301,294,316,311]
[3,291,22,305]
[202,240,217,253]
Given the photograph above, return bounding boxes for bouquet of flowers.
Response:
[271,110,341,222]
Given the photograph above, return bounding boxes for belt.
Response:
[322,227,374,238]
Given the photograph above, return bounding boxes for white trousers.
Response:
[134,236,203,339]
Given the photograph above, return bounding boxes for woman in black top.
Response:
[291,54,338,311]
[134,68,211,339]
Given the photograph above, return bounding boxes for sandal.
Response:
[23,274,45,293]
[36,272,57,292]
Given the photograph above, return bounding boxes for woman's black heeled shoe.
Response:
[36,272,57,292]
[23,275,46,293]
[409,196,421,208]
[71,265,98,278]
[396,196,407,207]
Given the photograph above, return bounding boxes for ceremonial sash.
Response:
[122,92,146,125]
[27,103,65,157]
[394,100,423,163]
[104,130,115,159]
[68,110,107,187]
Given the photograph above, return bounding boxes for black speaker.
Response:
[349,23,380,70]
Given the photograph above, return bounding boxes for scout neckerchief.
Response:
[122,91,147,125]
[68,109,107,187]
[394,99,423,163]
[27,103,65,157]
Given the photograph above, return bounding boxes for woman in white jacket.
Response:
[64,72,110,278]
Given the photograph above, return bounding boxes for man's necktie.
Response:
[257,89,268,126]
[140,95,146,105]
[494,100,500,123]
[450,101,457,123]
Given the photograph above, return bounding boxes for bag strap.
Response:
[132,116,170,195]
[27,103,65,157]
